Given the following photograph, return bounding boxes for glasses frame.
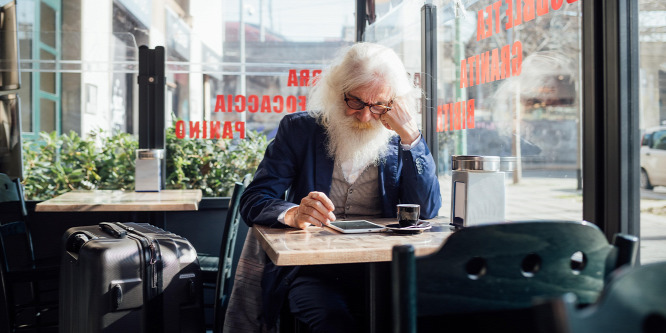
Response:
[343,93,393,115]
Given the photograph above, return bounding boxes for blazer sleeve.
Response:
[397,138,442,219]
[239,115,302,227]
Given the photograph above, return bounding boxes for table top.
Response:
[253,216,453,266]
[34,189,203,212]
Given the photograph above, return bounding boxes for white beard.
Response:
[324,108,393,170]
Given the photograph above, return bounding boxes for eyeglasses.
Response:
[344,93,393,115]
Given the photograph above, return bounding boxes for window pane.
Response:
[40,2,56,48]
[428,1,583,222]
[40,99,56,132]
[187,0,357,139]
[40,50,56,94]
[639,1,666,264]
[19,72,32,132]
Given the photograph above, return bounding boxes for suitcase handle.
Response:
[100,222,128,238]
[111,284,123,309]
[66,231,97,253]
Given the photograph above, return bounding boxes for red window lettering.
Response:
[273,95,284,113]
[189,121,201,139]
[210,122,221,139]
[248,95,259,113]
[260,95,271,113]
[235,122,245,139]
[537,0,549,16]
[286,96,297,113]
[552,0,563,10]
[512,41,523,76]
[287,69,298,86]
[299,70,310,86]
[467,99,475,129]
[524,0,536,22]
[175,120,186,139]
[234,95,245,112]
[298,96,307,111]
[222,122,233,139]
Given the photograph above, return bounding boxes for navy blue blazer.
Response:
[239,111,442,326]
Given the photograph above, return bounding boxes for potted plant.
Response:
[21,126,268,258]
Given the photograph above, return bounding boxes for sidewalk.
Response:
[438,175,666,264]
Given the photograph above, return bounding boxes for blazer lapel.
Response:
[314,126,334,195]
[379,137,400,216]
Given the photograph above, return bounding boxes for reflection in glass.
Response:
[39,99,55,133]
[638,0,666,264]
[40,2,56,48]
[0,94,23,179]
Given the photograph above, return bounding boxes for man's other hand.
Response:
[284,191,336,229]
[380,97,420,145]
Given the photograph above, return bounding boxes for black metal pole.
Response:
[138,45,166,190]
[421,4,438,169]
[356,0,367,42]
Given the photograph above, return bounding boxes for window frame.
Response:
[582,0,641,245]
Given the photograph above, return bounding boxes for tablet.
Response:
[327,220,387,233]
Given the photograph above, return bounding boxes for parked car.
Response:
[640,126,666,189]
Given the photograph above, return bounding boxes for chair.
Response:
[0,173,59,332]
[213,174,252,332]
[534,261,666,333]
[196,174,251,332]
[0,173,27,224]
[391,220,638,333]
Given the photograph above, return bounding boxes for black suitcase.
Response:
[59,222,204,333]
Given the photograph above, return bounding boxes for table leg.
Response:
[150,211,167,229]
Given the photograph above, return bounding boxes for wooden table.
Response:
[35,189,203,212]
[252,216,453,333]
[34,189,203,230]
[253,216,452,266]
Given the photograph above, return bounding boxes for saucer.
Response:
[385,221,432,234]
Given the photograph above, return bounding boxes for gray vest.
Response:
[330,162,381,218]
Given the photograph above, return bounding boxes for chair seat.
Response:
[199,254,219,271]
[199,254,220,283]
[535,262,666,333]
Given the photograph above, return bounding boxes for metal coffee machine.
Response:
[450,155,514,228]
[135,149,164,192]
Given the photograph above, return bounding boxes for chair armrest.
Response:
[603,233,638,282]
[612,233,638,268]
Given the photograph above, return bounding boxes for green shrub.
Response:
[22,128,269,200]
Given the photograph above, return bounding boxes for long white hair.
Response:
[307,42,420,128]
[307,43,420,166]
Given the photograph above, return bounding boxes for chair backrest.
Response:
[0,173,33,272]
[0,173,27,223]
[536,262,666,333]
[392,220,638,332]
[213,174,252,331]
[0,221,37,273]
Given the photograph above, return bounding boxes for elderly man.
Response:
[239,42,442,332]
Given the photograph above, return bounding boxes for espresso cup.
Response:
[397,204,420,228]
